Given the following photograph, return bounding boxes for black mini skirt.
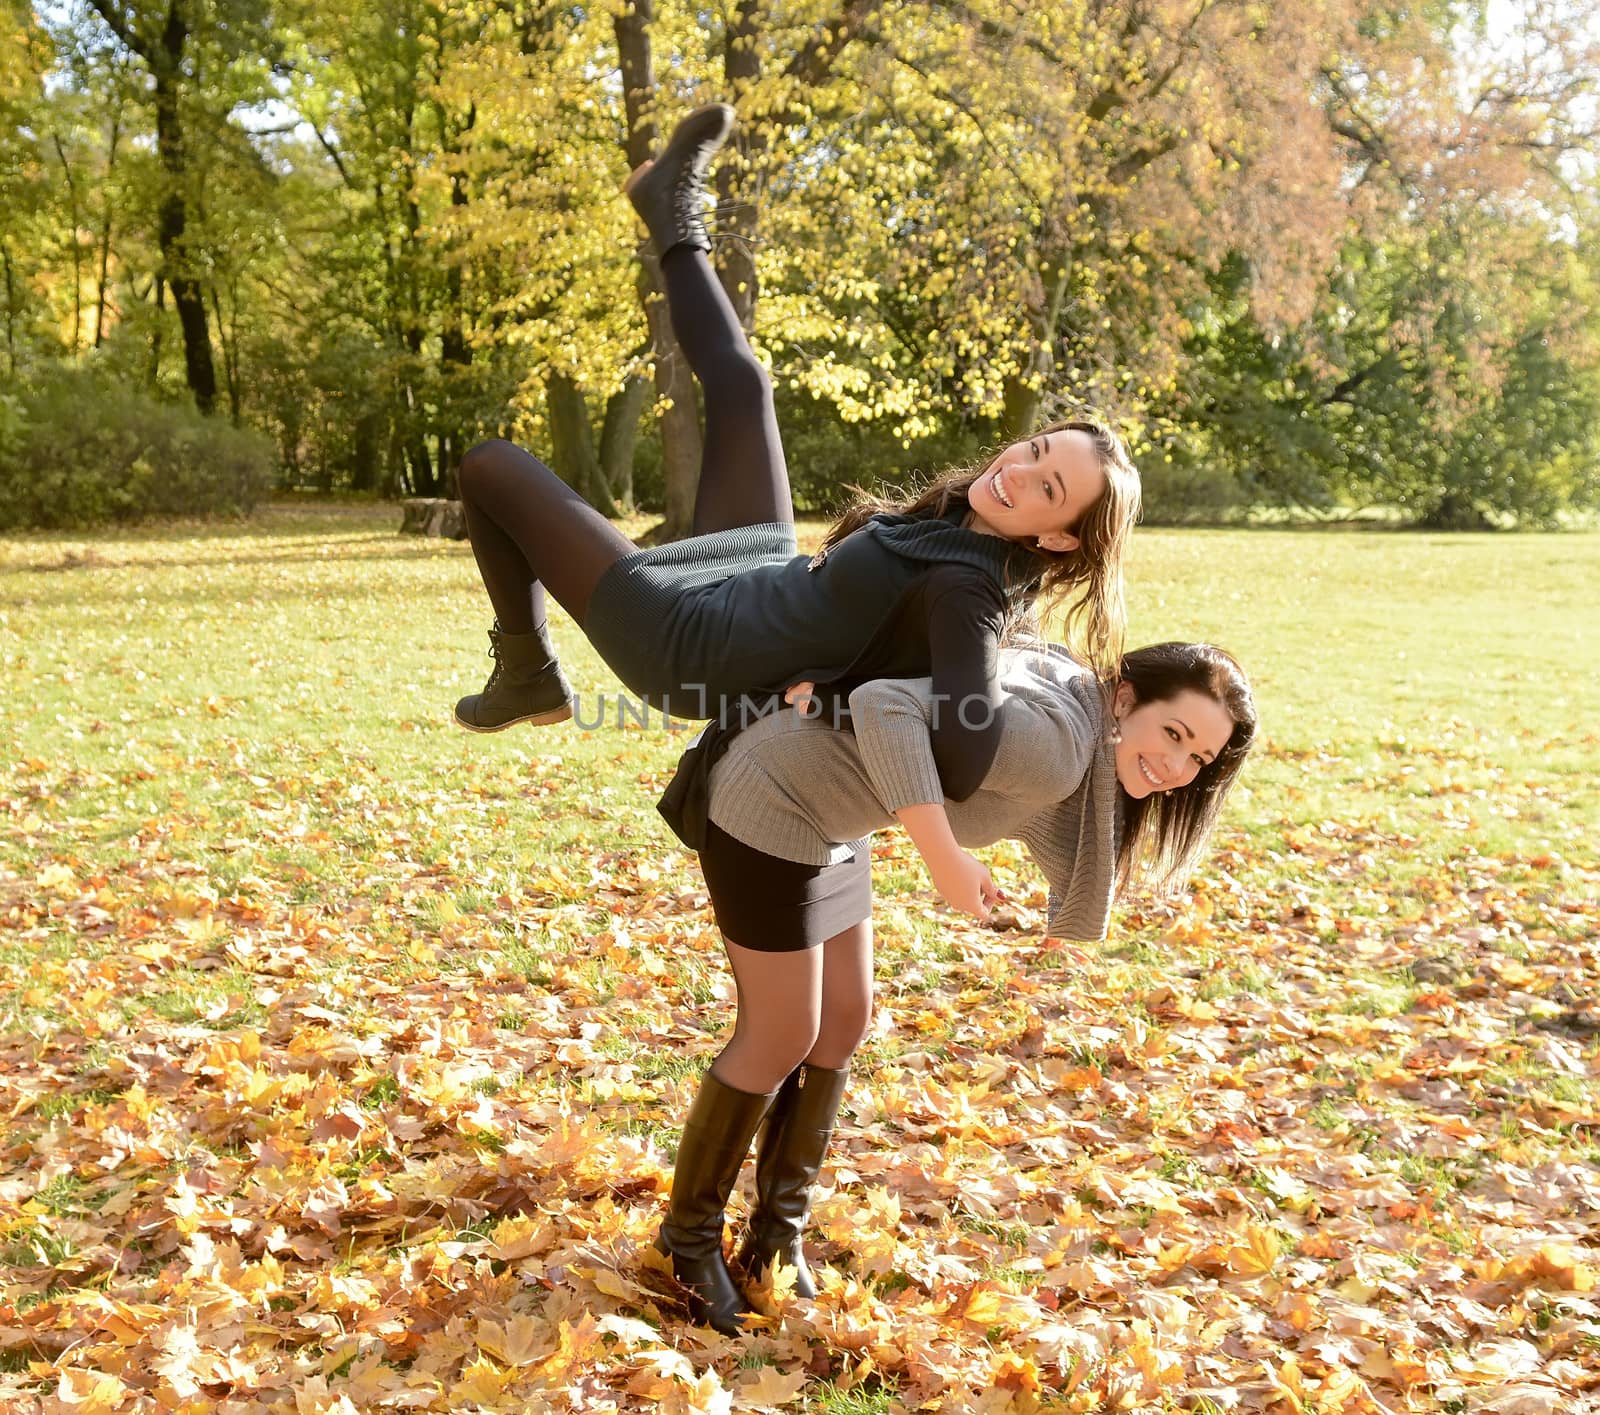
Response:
[700,819,871,952]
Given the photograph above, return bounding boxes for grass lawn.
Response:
[1,502,1596,1412]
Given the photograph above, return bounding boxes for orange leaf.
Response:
[54,1370,129,1413]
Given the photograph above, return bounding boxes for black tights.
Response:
[461,245,863,1090]
[711,924,875,1094]
[456,247,792,634]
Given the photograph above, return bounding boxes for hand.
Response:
[784,680,818,714]
[926,848,1004,921]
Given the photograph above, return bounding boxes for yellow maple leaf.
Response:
[678,1369,734,1415]
[476,1313,546,1366]
[961,1283,1006,1325]
[589,1265,641,1301]
[36,863,77,893]
[990,1352,1043,1392]
[1276,1291,1322,1332]
[1534,1244,1596,1292]
[1225,1223,1280,1277]
[449,1356,511,1404]
[485,1214,549,1261]
[1155,1241,1194,1273]
[734,1364,808,1409]
[1319,1368,1362,1409]
[835,1356,876,1393]
[1262,1354,1306,1413]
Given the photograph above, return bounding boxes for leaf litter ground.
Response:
[1,508,1597,1413]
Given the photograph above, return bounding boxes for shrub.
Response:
[0,365,274,530]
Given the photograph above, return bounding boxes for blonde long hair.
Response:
[821,416,1142,681]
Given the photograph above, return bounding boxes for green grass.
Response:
[2,503,1597,1407]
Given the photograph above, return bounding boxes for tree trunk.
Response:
[151,6,216,413]
[397,95,441,497]
[1000,253,1072,438]
[438,106,476,496]
[86,0,215,408]
[599,373,650,511]
[210,284,240,423]
[2,243,16,379]
[615,0,703,538]
[150,274,165,387]
[548,372,619,516]
[94,112,121,348]
[406,443,436,496]
[715,0,764,334]
[350,409,382,492]
[711,0,883,334]
[385,415,409,498]
[52,134,83,353]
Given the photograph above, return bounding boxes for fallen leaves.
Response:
[4,517,1600,1412]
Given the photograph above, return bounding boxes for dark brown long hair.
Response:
[1113,642,1257,896]
[820,416,1142,681]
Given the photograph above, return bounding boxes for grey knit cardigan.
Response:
[705,644,1123,941]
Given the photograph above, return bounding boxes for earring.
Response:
[1106,717,1123,746]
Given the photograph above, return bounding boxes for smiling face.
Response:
[966,429,1107,551]
[1111,684,1238,799]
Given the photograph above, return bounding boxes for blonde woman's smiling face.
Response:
[966,429,1105,550]
[1111,685,1236,799]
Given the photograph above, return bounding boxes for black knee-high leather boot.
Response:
[655,1069,777,1335]
[733,1063,849,1299]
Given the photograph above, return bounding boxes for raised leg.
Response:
[625,104,793,537]
[658,248,794,537]
[452,439,643,731]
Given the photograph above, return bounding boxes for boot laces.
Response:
[671,168,710,229]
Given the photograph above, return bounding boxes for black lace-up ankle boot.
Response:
[452,622,572,732]
[622,104,735,258]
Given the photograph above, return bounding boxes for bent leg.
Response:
[711,938,822,1095]
[659,248,793,536]
[457,438,638,632]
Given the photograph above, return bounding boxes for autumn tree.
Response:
[708,0,1375,455]
[1151,0,1600,523]
[0,3,52,381]
[73,0,279,412]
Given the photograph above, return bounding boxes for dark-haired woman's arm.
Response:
[920,569,1009,801]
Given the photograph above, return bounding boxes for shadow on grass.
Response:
[13,535,477,575]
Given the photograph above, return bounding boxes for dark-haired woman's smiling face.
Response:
[966,429,1105,551]
[1112,686,1236,798]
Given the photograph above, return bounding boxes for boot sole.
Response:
[452,702,574,733]
[622,103,736,208]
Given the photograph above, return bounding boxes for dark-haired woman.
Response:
[451,103,1140,812]
[653,640,1257,1333]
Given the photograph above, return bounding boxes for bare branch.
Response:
[784,0,886,88]
[310,124,355,190]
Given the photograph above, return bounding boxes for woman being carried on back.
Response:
[452,104,1141,843]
